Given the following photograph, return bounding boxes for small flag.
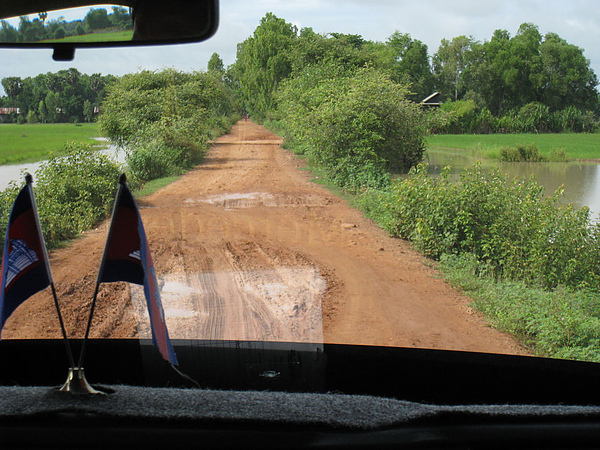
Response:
[0,174,51,336]
[97,174,178,365]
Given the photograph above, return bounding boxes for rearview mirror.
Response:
[0,0,218,60]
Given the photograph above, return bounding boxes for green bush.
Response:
[99,69,238,182]
[34,142,121,245]
[277,66,427,190]
[498,143,548,162]
[383,163,600,290]
[517,102,551,133]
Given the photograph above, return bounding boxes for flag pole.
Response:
[76,281,100,369]
[76,175,126,375]
[26,175,76,369]
[25,174,96,394]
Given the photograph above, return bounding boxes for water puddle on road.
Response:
[184,192,329,210]
[131,267,326,342]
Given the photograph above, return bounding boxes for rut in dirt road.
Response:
[3,121,526,357]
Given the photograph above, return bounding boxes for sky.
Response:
[2,0,600,95]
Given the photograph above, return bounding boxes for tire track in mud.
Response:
[133,239,325,342]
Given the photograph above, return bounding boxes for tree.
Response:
[207,52,225,75]
[2,77,23,100]
[233,13,297,119]
[433,35,474,101]
[38,100,46,123]
[85,8,111,31]
[44,91,60,123]
[387,31,435,101]
[83,100,94,123]
[277,66,426,189]
[0,20,18,43]
[535,32,599,112]
[289,29,373,76]
[109,6,131,29]
[18,16,45,42]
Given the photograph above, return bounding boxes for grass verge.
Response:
[134,175,181,198]
[440,254,600,362]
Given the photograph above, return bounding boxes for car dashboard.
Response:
[1,339,600,449]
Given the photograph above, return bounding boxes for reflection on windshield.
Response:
[0,5,132,44]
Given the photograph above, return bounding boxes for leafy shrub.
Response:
[549,147,569,162]
[498,143,548,162]
[517,102,551,133]
[34,142,121,245]
[277,66,427,190]
[441,254,600,362]
[99,69,238,182]
[437,99,478,134]
[384,163,600,290]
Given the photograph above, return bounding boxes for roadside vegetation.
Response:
[0,142,121,249]
[230,14,600,362]
[0,64,239,250]
[356,165,600,361]
[98,67,239,183]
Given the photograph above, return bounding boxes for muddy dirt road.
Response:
[4,121,525,355]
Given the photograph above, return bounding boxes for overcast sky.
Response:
[2,0,600,95]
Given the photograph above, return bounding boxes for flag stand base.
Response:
[59,367,102,395]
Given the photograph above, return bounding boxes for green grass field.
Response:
[44,30,133,43]
[0,123,104,164]
[427,133,600,161]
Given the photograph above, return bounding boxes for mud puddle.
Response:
[185,192,329,210]
[131,267,326,343]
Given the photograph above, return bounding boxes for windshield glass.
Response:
[1,1,599,368]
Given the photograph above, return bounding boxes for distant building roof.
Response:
[421,92,441,107]
[0,107,20,115]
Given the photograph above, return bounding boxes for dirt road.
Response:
[4,121,525,355]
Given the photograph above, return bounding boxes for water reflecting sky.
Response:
[0,145,125,191]
[426,149,600,220]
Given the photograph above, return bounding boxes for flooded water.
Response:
[0,140,125,190]
[425,149,600,219]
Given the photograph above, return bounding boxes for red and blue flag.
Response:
[98,175,178,365]
[0,176,51,336]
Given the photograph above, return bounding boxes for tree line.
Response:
[229,15,598,136]
[0,69,116,124]
[0,7,131,43]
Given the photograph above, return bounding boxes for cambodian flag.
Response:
[97,174,178,365]
[0,175,51,336]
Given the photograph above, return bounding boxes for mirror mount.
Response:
[52,46,75,62]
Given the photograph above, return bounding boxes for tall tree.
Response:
[387,31,434,101]
[535,32,599,112]
[233,13,297,119]
[0,20,18,42]
[433,35,474,101]
[2,77,23,100]
[207,52,225,75]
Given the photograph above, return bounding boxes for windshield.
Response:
[1,1,599,369]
